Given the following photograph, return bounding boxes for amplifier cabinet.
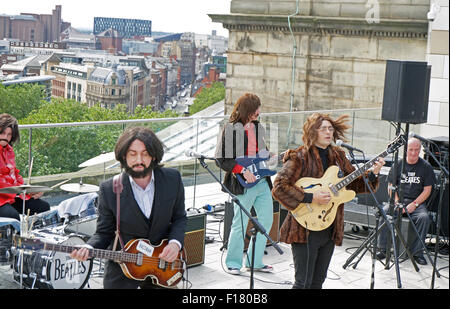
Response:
[183,212,206,268]
[223,201,280,250]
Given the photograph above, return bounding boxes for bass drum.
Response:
[13,230,92,289]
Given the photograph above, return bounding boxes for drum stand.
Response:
[18,190,27,289]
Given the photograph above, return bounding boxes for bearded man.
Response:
[71,127,187,289]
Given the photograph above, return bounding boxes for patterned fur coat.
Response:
[272,145,379,246]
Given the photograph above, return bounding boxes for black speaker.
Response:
[382,60,431,124]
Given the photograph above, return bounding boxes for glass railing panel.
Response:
[14,108,420,209]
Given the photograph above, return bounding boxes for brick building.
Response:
[0,5,63,43]
[96,29,123,54]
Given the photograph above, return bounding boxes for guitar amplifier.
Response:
[183,211,206,268]
[223,201,280,250]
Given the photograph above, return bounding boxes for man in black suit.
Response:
[71,127,187,289]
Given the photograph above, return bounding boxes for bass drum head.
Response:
[48,235,92,289]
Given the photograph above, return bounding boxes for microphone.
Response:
[336,140,363,153]
[409,132,430,143]
[184,149,215,160]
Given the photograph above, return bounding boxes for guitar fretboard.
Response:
[43,242,138,263]
[334,150,389,191]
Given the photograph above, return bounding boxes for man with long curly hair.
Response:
[272,113,385,289]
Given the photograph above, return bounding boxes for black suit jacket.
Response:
[88,167,187,288]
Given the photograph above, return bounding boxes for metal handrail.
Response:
[18,107,380,129]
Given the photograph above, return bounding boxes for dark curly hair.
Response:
[115,126,165,170]
[0,113,20,146]
[302,113,351,151]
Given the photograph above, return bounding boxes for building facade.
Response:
[210,0,430,114]
[96,29,123,54]
[422,0,449,137]
[93,17,151,38]
[179,33,196,85]
[0,5,63,43]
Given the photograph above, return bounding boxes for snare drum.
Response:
[13,230,92,289]
[29,208,61,230]
[65,214,98,237]
[62,195,98,237]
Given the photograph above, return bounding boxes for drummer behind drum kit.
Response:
[0,154,106,289]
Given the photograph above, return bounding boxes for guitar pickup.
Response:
[136,253,143,266]
[159,259,166,270]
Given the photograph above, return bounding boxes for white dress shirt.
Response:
[129,172,155,219]
[129,172,181,250]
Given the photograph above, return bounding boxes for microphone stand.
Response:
[195,157,283,289]
[420,139,449,288]
[343,146,418,289]
[344,148,404,288]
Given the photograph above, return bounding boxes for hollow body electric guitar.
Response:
[291,134,406,231]
[14,236,185,288]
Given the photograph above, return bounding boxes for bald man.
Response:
[377,138,436,265]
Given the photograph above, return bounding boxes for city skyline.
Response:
[1,0,231,37]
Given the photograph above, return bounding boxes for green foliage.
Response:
[15,98,180,176]
[0,83,44,120]
[189,82,225,114]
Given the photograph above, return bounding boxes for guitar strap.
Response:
[112,173,124,251]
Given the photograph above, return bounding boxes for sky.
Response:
[1,0,231,37]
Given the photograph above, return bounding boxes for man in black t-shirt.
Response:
[377,138,436,265]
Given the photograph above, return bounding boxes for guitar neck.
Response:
[335,150,389,191]
[42,242,136,264]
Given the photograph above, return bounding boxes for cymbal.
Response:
[79,152,116,168]
[60,183,99,193]
[0,184,52,194]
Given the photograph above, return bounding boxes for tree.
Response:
[0,83,44,120]
[189,82,225,114]
[16,99,179,176]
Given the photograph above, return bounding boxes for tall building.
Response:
[178,33,196,85]
[93,17,152,38]
[0,5,63,43]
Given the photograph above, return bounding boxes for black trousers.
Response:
[291,227,335,289]
[0,197,50,221]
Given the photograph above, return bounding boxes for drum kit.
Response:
[0,153,112,289]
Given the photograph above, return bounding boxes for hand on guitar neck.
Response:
[310,157,384,205]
